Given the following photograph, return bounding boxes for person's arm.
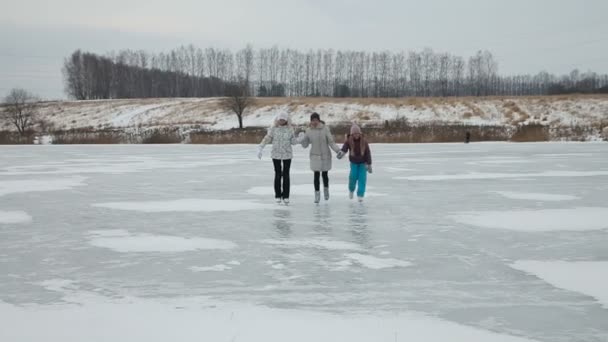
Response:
[325,127,341,153]
[290,129,298,145]
[337,139,348,159]
[257,128,273,159]
[365,142,373,173]
[259,127,273,148]
[297,130,310,148]
[365,142,372,165]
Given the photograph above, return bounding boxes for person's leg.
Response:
[348,163,358,194]
[314,171,320,192]
[272,159,282,199]
[322,171,330,200]
[313,171,321,203]
[357,164,368,198]
[282,159,291,199]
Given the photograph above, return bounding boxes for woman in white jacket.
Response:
[257,113,297,204]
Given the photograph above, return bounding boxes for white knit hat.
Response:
[277,113,289,121]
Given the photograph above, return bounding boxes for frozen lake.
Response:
[1,142,608,342]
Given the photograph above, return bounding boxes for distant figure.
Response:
[337,123,372,202]
[465,131,471,144]
[257,112,298,205]
[297,112,341,204]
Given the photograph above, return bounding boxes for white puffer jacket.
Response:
[259,125,297,160]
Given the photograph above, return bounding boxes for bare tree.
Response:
[2,88,39,135]
[221,83,254,129]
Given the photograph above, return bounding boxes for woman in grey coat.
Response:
[298,112,341,203]
[258,112,297,205]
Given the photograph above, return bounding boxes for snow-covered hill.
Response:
[2,95,608,133]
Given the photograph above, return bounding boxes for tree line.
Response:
[63,45,608,100]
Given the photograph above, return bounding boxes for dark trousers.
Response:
[273,159,291,199]
[313,171,329,191]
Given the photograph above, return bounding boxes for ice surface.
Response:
[93,199,273,212]
[190,265,233,272]
[450,207,608,232]
[492,191,579,201]
[0,176,86,196]
[396,170,608,181]
[344,253,412,269]
[1,143,608,342]
[0,211,32,224]
[511,261,608,308]
[88,231,237,253]
[0,293,539,342]
[260,239,363,251]
[248,184,387,197]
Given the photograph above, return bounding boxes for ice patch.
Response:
[93,199,273,212]
[0,177,87,196]
[227,260,241,266]
[492,191,579,201]
[0,295,539,342]
[190,265,232,272]
[0,210,32,224]
[451,207,608,232]
[247,184,387,197]
[39,279,79,292]
[344,253,412,270]
[396,171,608,181]
[385,167,416,172]
[88,231,237,253]
[88,229,131,237]
[261,239,363,251]
[1,160,238,176]
[511,261,608,308]
[466,159,532,165]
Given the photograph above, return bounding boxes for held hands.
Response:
[366,164,373,174]
[336,151,345,159]
[257,145,263,159]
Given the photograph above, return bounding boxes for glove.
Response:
[367,164,373,174]
[257,146,263,160]
[336,151,345,159]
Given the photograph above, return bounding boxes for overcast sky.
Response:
[1,0,607,99]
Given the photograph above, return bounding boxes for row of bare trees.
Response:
[63,46,608,100]
[63,50,231,100]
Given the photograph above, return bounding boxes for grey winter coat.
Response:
[298,123,340,171]
[259,125,298,160]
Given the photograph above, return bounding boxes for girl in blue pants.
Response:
[337,124,372,201]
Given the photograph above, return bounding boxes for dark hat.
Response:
[310,112,321,121]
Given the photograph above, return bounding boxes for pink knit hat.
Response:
[350,123,362,135]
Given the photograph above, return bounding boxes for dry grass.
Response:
[502,101,531,124]
[462,101,485,118]
[189,128,267,144]
[51,131,124,144]
[141,128,183,144]
[510,124,549,142]
[0,131,35,144]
